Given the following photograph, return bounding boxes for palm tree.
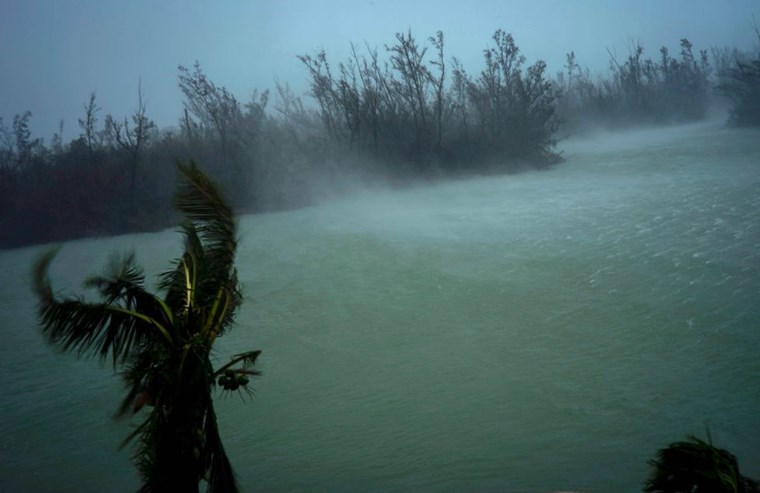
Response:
[33,161,260,493]
[644,434,759,493]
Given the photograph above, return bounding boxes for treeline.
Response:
[716,28,760,125]
[1,29,564,248]
[0,67,327,248]
[556,35,760,130]
[298,29,561,170]
[556,39,712,127]
[717,55,760,125]
[1,29,758,248]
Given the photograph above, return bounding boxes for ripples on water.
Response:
[1,122,758,492]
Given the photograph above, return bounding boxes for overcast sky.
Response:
[1,0,758,140]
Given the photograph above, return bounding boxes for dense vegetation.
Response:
[1,29,754,249]
[717,57,760,125]
[298,29,560,169]
[34,162,260,493]
[556,39,713,128]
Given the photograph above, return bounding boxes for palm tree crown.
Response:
[644,434,759,493]
[34,161,259,493]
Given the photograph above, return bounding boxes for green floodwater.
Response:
[1,121,759,492]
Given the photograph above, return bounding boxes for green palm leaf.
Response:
[174,161,237,281]
[34,250,174,365]
[33,161,260,493]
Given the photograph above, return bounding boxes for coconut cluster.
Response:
[217,369,249,391]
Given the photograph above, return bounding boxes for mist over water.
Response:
[1,122,759,492]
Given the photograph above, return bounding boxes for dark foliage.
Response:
[717,52,760,125]
[1,30,742,249]
[644,435,759,493]
[33,162,260,493]
[298,29,561,170]
[557,39,713,129]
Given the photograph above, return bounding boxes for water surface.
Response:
[1,121,758,492]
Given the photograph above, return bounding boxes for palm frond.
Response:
[32,162,258,493]
[34,249,174,365]
[162,162,243,337]
[83,251,145,303]
[174,161,237,279]
[119,415,152,450]
[204,404,239,493]
[114,347,166,419]
[213,350,262,377]
[644,435,749,493]
[159,222,204,314]
[83,251,176,333]
[203,284,235,341]
[32,247,62,300]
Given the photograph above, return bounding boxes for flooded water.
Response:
[1,121,758,492]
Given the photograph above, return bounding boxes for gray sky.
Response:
[1,0,758,140]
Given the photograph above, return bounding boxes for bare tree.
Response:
[105,82,156,193]
[429,31,446,150]
[298,51,345,143]
[353,43,381,155]
[450,57,472,143]
[387,30,432,159]
[78,92,101,161]
[178,62,242,161]
[51,119,65,157]
[0,117,15,189]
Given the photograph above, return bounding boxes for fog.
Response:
[1,0,758,137]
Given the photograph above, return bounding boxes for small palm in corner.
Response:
[644,434,759,493]
[33,161,259,493]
